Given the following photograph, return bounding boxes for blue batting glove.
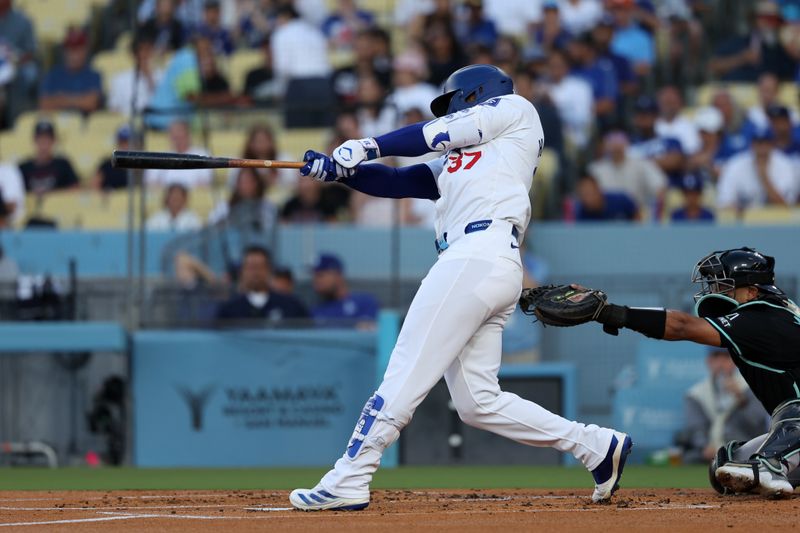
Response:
[300,150,355,182]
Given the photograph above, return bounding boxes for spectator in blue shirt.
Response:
[568,33,618,125]
[629,95,686,188]
[311,252,380,327]
[39,27,102,114]
[455,0,498,50]
[608,0,655,76]
[528,2,572,57]
[216,246,309,323]
[322,0,375,54]
[671,171,715,222]
[710,89,751,161]
[574,174,639,222]
[195,0,234,56]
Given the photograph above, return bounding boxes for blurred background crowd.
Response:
[1,0,800,233]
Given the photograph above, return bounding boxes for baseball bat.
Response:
[111,150,306,170]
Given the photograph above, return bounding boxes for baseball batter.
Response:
[290,65,632,511]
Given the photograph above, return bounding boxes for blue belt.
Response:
[435,220,519,254]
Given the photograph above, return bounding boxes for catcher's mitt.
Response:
[519,284,608,327]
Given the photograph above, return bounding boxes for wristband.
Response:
[597,304,666,339]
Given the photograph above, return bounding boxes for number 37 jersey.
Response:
[424,94,545,240]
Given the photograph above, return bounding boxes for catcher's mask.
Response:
[691,247,780,302]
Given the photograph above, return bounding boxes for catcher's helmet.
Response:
[691,247,781,301]
[430,64,513,118]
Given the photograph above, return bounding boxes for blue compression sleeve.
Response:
[341,163,439,200]
[374,122,431,158]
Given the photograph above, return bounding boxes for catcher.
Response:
[521,247,800,498]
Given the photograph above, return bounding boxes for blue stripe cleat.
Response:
[591,432,633,503]
[289,487,369,511]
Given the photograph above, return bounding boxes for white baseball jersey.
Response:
[421,94,545,243]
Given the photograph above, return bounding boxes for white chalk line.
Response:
[0,515,149,527]
[0,493,224,503]
[0,504,242,511]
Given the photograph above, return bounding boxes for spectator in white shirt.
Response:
[271,5,331,89]
[744,72,798,136]
[146,183,202,232]
[0,156,25,227]
[544,48,593,149]
[717,128,799,209]
[143,120,213,188]
[483,0,543,39]
[557,0,603,35]
[386,50,439,119]
[107,31,163,117]
[655,85,701,154]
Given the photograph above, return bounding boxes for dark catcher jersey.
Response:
[705,296,800,414]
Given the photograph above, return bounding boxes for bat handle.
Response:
[263,161,306,169]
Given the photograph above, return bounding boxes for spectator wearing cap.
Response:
[573,173,638,222]
[655,85,701,155]
[311,253,380,327]
[0,145,25,227]
[742,72,798,140]
[138,0,186,53]
[108,30,163,118]
[387,50,439,118]
[629,95,686,188]
[455,0,498,50]
[557,0,603,35]
[143,120,213,189]
[670,171,714,222]
[196,0,234,56]
[18,121,79,194]
[588,129,667,213]
[709,0,796,82]
[767,104,800,157]
[608,0,655,76]
[146,183,202,232]
[568,33,618,125]
[543,48,593,150]
[717,128,799,209]
[688,106,729,182]
[93,126,135,191]
[529,2,572,56]
[590,14,637,97]
[216,245,309,323]
[39,28,102,114]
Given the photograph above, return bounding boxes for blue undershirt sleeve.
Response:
[374,122,431,158]
[340,163,440,200]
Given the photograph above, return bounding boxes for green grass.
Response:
[0,465,708,491]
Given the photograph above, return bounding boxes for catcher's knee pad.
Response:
[344,393,405,460]
[709,440,747,494]
[754,399,800,473]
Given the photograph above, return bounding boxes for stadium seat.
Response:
[0,131,33,163]
[14,111,84,142]
[742,206,800,224]
[86,112,127,141]
[778,83,798,109]
[209,130,247,158]
[278,128,331,160]
[63,132,113,182]
[226,50,263,95]
[93,51,133,93]
[143,131,172,153]
[17,0,94,44]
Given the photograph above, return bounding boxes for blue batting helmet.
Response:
[430,64,514,118]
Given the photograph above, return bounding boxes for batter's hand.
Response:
[300,150,354,182]
[332,138,380,169]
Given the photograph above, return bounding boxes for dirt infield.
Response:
[0,488,797,532]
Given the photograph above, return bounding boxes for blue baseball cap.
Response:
[312,253,344,273]
[116,125,132,142]
[680,171,705,193]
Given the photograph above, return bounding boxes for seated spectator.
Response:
[188,34,237,107]
[215,245,309,322]
[331,28,392,110]
[743,72,798,139]
[0,243,18,282]
[711,89,750,160]
[144,42,197,130]
[387,50,439,119]
[19,120,79,194]
[93,125,134,191]
[271,266,295,295]
[590,14,637,98]
[243,38,279,106]
[237,0,275,49]
[0,0,37,128]
[629,95,685,188]
[557,0,603,35]
[108,30,163,117]
[655,85,701,155]
[322,0,375,55]
[311,252,379,327]
[529,2,572,57]
[588,130,667,212]
[543,48,593,149]
[708,0,796,82]
[767,104,800,158]
[281,176,345,223]
[491,35,522,76]
[688,106,728,182]
[573,174,638,221]
[355,75,396,138]
[670,171,715,222]
[717,128,799,209]
[143,120,213,188]
[146,183,202,232]
[454,0,498,50]
[196,0,234,56]
[38,28,102,114]
[424,20,468,87]
[568,33,618,125]
[680,348,768,464]
[0,147,25,227]
[138,0,185,53]
[209,167,277,231]
[482,0,542,41]
[608,0,655,76]
[228,123,295,205]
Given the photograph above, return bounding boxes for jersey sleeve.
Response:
[421,95,526,151]
[704,306,791,364]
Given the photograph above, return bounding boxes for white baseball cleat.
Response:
[591,432,633,503]
[716,461,794,499]
[289,486,370,511]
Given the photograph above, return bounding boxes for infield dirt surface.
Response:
[1,488,798,532]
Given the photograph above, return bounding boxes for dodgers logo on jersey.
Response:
[431,131,451,150]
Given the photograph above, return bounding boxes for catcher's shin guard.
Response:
[754,399,800,470]
[709,440,747,494]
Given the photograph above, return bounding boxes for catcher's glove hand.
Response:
[519,284,608,327]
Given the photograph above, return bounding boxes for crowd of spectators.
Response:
[1,0,800,230]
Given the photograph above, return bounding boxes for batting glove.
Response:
[300,150,354,182]
[332,138,381,169]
